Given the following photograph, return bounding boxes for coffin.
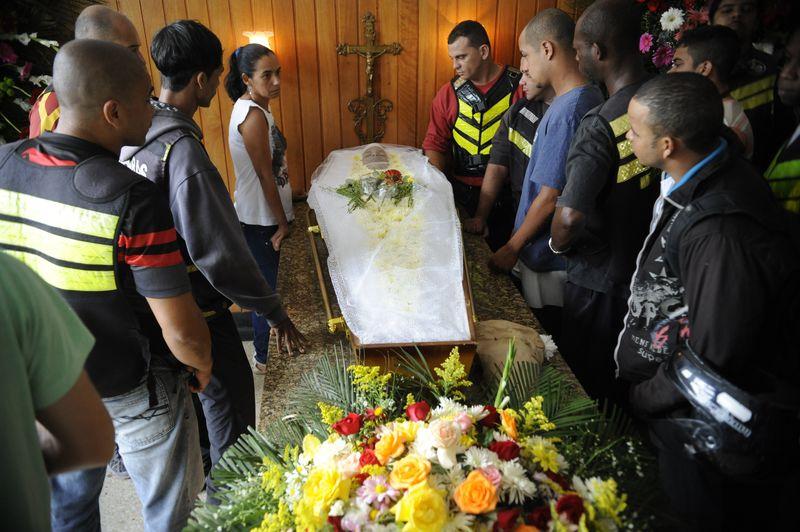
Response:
[306,144,477,371]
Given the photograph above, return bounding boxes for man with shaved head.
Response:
[548,0,658,405]
[491,9,602,342]
[28,4,143,137]
[0,39,212,530]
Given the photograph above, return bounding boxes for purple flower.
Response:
[652,45,675,69]
[356,475,399,508]
[0,42,18,64]
[639,33,654,53]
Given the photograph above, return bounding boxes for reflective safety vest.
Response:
[451,66,521,178]
[27,85,60,139]
[730,74,776,113]
[765,139,800,214]
[0,139,150,397]
[607,113,652,190]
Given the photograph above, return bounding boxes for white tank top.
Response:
[228,98,294,226]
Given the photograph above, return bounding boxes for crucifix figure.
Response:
[337,11,402,144]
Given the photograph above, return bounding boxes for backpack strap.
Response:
[664,191,789,280]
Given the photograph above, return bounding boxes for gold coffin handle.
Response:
[306,209,346,334]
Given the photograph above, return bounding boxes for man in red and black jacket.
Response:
[423,20,524,250]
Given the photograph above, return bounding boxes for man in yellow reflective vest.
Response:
[766,27,800,213]
[710,0,792,168]
[423,20,523,249]
[550,0,658,404]
[0,40,212,530]
[27,5,144,138]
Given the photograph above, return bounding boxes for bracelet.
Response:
[548,237,570,255]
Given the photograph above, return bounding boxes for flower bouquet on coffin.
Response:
[335,168,417,212]
[187,343,659,531]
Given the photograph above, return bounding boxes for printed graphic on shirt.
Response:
[624,228,685,365]
[270,125,289,187]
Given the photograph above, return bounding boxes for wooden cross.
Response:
[337,11,402,144]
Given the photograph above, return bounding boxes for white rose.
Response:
[428,419,461,448]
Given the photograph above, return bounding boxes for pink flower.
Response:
[356,474,399,509]
[652,45,675,69]
[478,465,502,488]
[455,412,473,432]
[20,62,32,80]
[0,42,18,64]
[687,7,709,25]
[639,33,654,53]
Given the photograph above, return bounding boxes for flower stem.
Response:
[494,338,517,408]
[0,111,20,133]
[13,85,31,97]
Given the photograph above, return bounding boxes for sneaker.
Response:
[107,446,129,479]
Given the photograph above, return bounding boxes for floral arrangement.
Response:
[335,169,416,212]
[0,0,93,142]
[638,0,711,71]
[0,31,58,142]
[187,343,660,531]
[638,0,796,72]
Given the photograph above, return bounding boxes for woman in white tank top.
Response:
[225,44,294,372]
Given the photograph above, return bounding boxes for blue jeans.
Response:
[50,362,203,532]
[241,223,280,364]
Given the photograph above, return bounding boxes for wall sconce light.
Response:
[243,31,274,49]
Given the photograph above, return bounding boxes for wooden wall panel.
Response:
[111,0,567,194]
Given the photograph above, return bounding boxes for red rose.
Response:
[555,494,584,524]
[406,401,431,421]
[359,448,379,468]
[544,471,570,491]
[527,506,551,529]
[489,440,521,461]
[479,405,500,427]
[493,507,522,531]
[332,413,362,436]
[328,515,343,531]
[352,472,369,484]
[385,169,402,178]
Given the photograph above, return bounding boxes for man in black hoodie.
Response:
[121,20,305,495]
[617,72,800,530]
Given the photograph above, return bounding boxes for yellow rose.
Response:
[375,430,406,465]
[302,467,351,525]
[393,482,448,532]
[302,434,321,459]
[389,454,431,490]
[395,420,420,443]
[501,409,519,440]
[453,470,498,514]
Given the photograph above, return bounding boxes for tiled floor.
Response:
[98,341,261,531]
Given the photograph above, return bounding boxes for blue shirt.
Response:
[514,84,605,271]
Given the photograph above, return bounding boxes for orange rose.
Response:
[389,454,431,490]
[500,409,518,440]
[453,470,498,514]
[374,431,406,465]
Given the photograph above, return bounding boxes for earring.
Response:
[248,85,254,97]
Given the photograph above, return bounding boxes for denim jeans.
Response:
[50,362,203,532]
[240,222,280,364]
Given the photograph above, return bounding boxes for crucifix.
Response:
[337,11,402,144]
